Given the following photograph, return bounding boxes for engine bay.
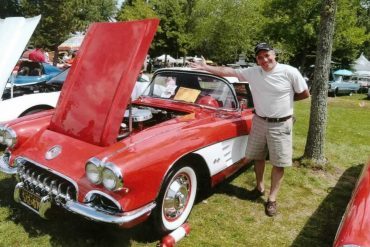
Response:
[118,104,188,139]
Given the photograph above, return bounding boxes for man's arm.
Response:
[189,58,238,77]
[294,89,310,101]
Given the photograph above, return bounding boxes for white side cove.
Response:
[0,15,41,98]
[194,135,248,176]
[0,91,60,122]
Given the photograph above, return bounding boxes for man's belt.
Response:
[256,114,292,123]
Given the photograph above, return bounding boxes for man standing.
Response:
[190,43,310,216]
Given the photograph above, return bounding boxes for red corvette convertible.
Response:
[333,161,370,247]
[0,19,254,234]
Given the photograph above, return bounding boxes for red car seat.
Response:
[197,95,220,108]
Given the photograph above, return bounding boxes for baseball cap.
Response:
[254,42,273,55]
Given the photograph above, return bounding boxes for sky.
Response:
[117,0,124,8]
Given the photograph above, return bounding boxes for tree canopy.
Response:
[5,0,117,64]
[1,0,370,67]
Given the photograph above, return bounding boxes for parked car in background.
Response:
[14,60,61,82]
[0,19,255,236]
[0,15,66,122]
[328,76,360,97]
[0,15,40,100]
[0,68,69,122]
[333,161,370,247]
[3,62,63,100]
[351,71,370,93]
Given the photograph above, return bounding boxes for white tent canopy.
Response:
[156,54,176,63]
[352,53,370,72]
[58,33,85,51]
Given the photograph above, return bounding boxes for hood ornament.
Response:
[45,145,62,160]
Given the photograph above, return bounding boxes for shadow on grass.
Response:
[0,175,159,247]
[291,163,364,247]
[205,163,266,204]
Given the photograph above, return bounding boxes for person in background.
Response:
[66,50,78,66]
[29,45,46,62]
[44,51,50,63]
[190,42,310,217]
[132,70,150,100]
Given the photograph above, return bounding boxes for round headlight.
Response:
[102,163,123,191]
[85,158,103,184]
[0,127,17,147]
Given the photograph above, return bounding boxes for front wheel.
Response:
[152,164,197,235]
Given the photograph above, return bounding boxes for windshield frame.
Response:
[143,69,240,111]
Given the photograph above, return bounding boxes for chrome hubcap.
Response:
[163,173,190,220]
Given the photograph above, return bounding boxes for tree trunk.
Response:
[303,0,337,165]
[53,45,59,66]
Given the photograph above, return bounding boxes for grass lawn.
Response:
[0,94,369,246]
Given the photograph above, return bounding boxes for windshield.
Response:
[145,71,237,109]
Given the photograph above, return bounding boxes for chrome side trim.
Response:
[63,200,156,224]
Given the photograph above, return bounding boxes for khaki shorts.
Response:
[245,115,293,167]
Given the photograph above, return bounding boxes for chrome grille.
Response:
[16,159,77,204]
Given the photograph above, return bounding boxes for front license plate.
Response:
[19,188,41,211]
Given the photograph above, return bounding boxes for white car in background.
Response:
[0,68,68,122]
[0,16,64,122]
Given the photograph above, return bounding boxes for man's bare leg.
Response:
[254,159,266,192]
[268,166,284,202]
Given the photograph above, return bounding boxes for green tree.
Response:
[20,0,76,64]
[20,0,117,64]
[353,0,370,57]
[0,0,21,18]
[117,0,157,21]
[71,0,118,31]
[150,0,189,60]
[332,0,369,67]
[189,0,265,64]
[261,0,323,69]
[118,0,191,61]
[261,0,369,71]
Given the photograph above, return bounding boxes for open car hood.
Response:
[0,15,41,97]
[49,19,159,146]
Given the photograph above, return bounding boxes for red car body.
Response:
[0,19,254,234]
[333,161,370,247]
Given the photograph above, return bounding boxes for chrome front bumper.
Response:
[14,178,156,225]
[9,155,157,226]
[63,200,156,225]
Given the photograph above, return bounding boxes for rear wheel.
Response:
[152,164,197,235]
